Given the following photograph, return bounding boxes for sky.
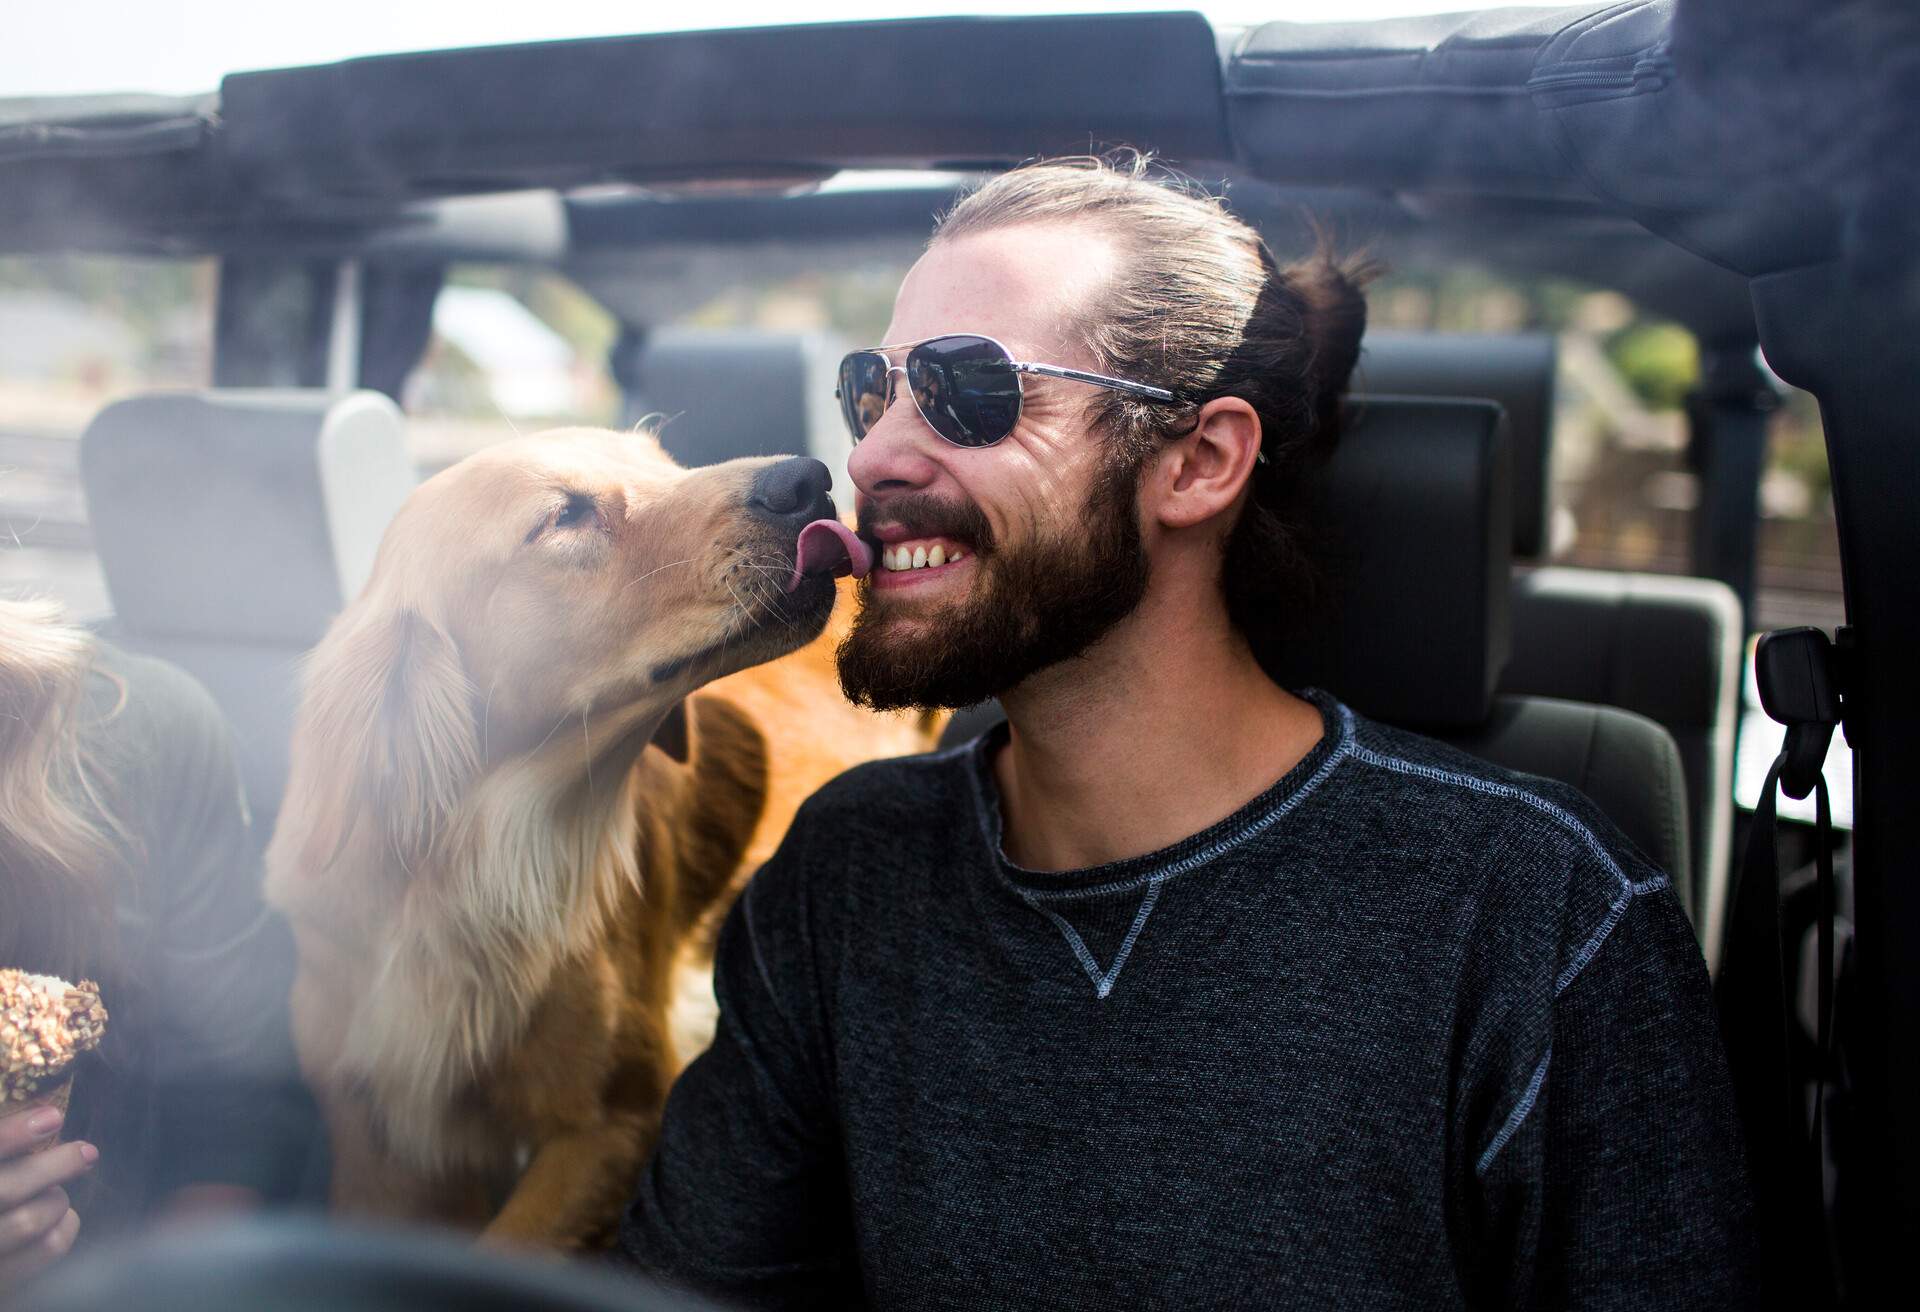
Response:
[7,2,1563,99]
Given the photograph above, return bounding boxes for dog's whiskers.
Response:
[632,556,700,584]
[482,678,498,762]
[531,713,569,754]
[614,556,700,606]
[490,397,526,440]
[581,705,594,796]
[734,559,792,578]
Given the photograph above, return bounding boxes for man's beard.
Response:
[836,458,1152,712]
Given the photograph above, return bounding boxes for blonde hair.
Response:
[0,598,122,978]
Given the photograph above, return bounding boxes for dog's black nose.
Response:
[747,456,834,524]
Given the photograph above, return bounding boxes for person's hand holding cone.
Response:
[1,969,105,1283]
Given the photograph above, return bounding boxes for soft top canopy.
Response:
[0,2,1912,294]
[218,13,1230,198]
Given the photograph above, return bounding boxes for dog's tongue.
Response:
[787,519,873,593]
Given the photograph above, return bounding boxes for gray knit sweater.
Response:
[620,690,1759,1309]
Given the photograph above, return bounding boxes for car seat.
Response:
[1264,395,1692,897]
[1499,567,1740,960]
[78,389,417,842]
[622,327,854,508]
[1354,331,1557,558]
[1354,332,1740,957]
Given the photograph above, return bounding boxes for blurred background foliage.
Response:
[1608,322,1700,412]
[0,243,1840,633]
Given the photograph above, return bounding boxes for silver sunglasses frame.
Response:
[835,332,1178,447]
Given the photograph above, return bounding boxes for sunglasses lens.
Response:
[907,335,1021,448]
[837,352,892,443]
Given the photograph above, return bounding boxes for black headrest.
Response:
[1352,332,1555,559]
[1267,395,1512,730]
[626,329,851,500]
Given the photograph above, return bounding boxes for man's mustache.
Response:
[857,494,996,553]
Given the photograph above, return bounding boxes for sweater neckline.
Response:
[966,688,1351,899]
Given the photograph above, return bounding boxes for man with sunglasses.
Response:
[619,157,1757,1309]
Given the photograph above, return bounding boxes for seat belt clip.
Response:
[1753,626,1850,801]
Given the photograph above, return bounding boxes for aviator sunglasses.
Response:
[835,332,1181,449]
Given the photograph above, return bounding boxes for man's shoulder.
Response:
[740,738,985,939]
[1330,705,1697,1035]
[795,737,984,827]
[1331,704,1666,891]
[754,737,984,892]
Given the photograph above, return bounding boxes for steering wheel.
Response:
[13,1217,720,1312]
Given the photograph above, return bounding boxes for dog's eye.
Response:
[526,492,602,545]
[553,493,599,531]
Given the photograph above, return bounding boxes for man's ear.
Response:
[278,606,480,876]
[1150,397,1264,530]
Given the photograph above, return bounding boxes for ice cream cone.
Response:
[17,1078,73,1155]
[2,971,106,1154]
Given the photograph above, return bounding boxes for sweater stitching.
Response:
[1475,884,1653,1180]
[1022,873,1169,999]
[1346,737,1659,897]
[1348,727,1677,1177]
[1023,894,1104,985]
[1008,714,1356,903]
[984,698,1352,997]
[1476,1044,1552,1177]
[1557,884,1638,996]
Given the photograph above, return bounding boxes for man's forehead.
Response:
[886,222,1119,361]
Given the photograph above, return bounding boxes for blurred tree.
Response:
[1608,321,1700,410]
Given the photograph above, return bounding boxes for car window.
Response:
[0,254,215,621]
[404,267,621,477]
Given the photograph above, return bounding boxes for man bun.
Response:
[1275,242,1381,470]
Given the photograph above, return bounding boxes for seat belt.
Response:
[1716,626,1847,1309]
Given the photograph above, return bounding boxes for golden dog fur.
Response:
[264,430,940,1248]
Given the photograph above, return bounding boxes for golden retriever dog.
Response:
[264,429,940,1249]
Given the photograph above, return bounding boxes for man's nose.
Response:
[747,456,835,526]
[848,396,942,496]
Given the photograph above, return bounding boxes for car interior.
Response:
[2,1,1912,1306]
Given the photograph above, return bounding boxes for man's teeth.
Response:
[882,542,965,571]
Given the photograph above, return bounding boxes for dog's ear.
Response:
[273,606,480,881]
[650,698,691,764]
